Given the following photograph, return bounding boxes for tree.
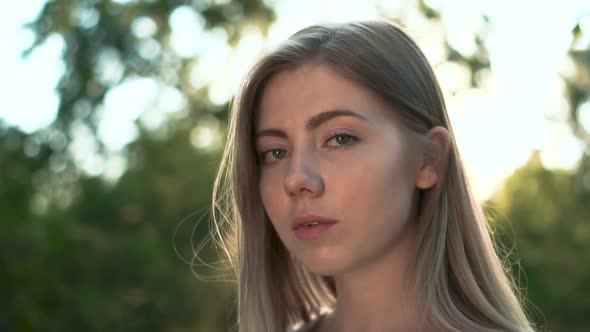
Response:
[563,14,590,192]
[23,0,274,149]
[488,152,590,332]
[2,1,274,331]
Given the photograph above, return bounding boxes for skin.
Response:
[255,63,449,332]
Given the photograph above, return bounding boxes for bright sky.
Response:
[1,0,589,200]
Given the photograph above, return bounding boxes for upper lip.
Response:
[292,214,338,230]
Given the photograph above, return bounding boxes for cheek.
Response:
[259,172,284,224]
[330,147,415,226]
[259,175,273,212]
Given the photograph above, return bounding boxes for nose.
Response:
[283,150,324,198]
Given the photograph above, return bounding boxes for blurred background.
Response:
[1,0,589,331]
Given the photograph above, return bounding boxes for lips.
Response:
[292,214,338,230]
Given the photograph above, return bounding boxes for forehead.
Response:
[256,63,398,127]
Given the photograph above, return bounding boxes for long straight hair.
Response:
[211,20,536,332]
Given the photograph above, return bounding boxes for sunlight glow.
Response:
[190,116,221,150]
[1,0,589,198]
[191,126,214,149]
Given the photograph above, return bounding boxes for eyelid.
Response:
[257,130,360,165]
[324,129,359,145]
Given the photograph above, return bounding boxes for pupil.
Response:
[337,135,349,144]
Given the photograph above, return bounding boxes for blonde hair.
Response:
[211,20,536,332]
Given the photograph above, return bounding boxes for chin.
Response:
[302,262,338,276]
[296,249,350,276]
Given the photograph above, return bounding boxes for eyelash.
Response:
[258,132,359,164]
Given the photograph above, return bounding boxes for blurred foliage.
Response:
[1,123,237,331]
[484,14,590,332]
[23,0,274,156]
[566,15,590,144]
[564,14,590,188]
[488,152,590,332]
[418,0,491,88]
[2,0,589,331]
[2,0,273,331]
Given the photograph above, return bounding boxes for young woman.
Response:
[210,20,536,332]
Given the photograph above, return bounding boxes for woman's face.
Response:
[255,63,425,276]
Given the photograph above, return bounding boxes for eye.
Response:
[258,132,358,165]
[326,132,358,149]
[259,148,287,165]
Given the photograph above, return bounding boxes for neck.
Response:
[321,222,429,332]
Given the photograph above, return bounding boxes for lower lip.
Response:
[294,222,337,240]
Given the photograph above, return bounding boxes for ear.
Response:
[415,126,450,190]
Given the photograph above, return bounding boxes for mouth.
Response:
[300,220,323,227]
[292,214,338,229]
[292,214,338,240]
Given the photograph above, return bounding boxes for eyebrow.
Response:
[255,109,368,139]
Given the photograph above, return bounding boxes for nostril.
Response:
[283,171,324,198]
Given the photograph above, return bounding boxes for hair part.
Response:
[211,19,536,332]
